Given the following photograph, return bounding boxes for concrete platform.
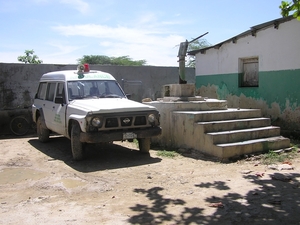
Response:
[146,99,290,161]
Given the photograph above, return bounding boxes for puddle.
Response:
[60,179,87,189]
[0,168,48,184]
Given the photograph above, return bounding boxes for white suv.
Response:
[32,64,161,160]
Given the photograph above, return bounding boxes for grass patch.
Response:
[261,147,299,165]
[133,139,139,148]
[157,150,178,158]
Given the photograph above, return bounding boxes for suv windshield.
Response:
[67,80,126,100]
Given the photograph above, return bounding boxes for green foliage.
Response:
[157,150,178,158]
[78,55,147,66]
[133,139,139,148]
[261,148,298,165]
[17,50,43,64]
[186,39,211,67]
[280,0,300,20]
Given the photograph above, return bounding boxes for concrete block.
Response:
[163,84,195,97]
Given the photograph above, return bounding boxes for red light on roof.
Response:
[84,63,90,72]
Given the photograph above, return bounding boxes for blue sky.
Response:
[0,0,285,66]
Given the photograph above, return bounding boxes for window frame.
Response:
[45,82,57,102]
[36,82,47,100]
[239,57,259,87]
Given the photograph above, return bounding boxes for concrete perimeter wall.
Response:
[0,63,194,135]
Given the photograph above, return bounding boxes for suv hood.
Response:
[69,98,156,113]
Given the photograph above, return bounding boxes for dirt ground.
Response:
[0,135,300,225]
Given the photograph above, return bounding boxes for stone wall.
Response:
[0,63,195,135]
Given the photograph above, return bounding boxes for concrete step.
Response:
[149,99,291,161]
[216,136,291,159]
[149,99,227,112]
[174,108,262,122]
[197,117,271,133]
[207,126,281,144]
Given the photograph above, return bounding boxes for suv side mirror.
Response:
[126,94,131,99]
[55,96,64,105]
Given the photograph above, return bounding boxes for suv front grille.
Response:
[120,117,133,126]
[88,111,159,132]
[103,114,147,129]
[134,116,146,126]
[105,118,118,128]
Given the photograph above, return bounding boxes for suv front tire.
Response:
[37,116,50,142]
[71,121,84,161]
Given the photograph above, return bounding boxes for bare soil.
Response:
[0,135,300,225]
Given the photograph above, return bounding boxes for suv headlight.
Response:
[148,114,156,123]
[91,117,103,128]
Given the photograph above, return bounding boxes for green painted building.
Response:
[189,16,300,133]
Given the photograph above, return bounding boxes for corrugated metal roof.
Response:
[188,16,294,56]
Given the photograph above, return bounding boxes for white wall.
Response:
[195,18,300,75]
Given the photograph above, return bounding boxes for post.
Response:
[177,40,189,84]
[177,32,208,84]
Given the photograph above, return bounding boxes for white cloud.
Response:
[46,41,85,55]
[102,42,179,66]
[60,0,90,14]
[41,54,79,64]
[52,24,183,45]
[49,9,187,66]
[52,23,184,66]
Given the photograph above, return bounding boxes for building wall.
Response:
[195,19,300,74]
[195,18,300,133]
[0,63,195,134]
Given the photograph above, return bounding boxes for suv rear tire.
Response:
[71,122,84,161]
[37,117,50,142]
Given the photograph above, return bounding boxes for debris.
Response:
[208,202,224,208]
[255,172,264,177]
[278,164,294,170]
[245,155,262,161]
[283,147,294,152]
[267,164,278,170]
[272,149,284,154]
[241,170,252,174]
[142,98,152,102]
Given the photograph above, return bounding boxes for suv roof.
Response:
[40,70,116,82]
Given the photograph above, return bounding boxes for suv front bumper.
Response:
[79,127,162,143]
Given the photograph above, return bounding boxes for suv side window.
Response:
[56,83,66,103]
[46,83,56,101]
[36,82,47,99]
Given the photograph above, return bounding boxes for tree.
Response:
[186,39,211,67]
[280,0,300,20]
[17,50,43,64]
[78,55,147,66]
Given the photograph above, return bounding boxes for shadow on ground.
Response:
[128,173,300,224]
[28,136,161,173]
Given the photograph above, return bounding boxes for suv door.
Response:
[43,82,66,135]
[53,82,67,135]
